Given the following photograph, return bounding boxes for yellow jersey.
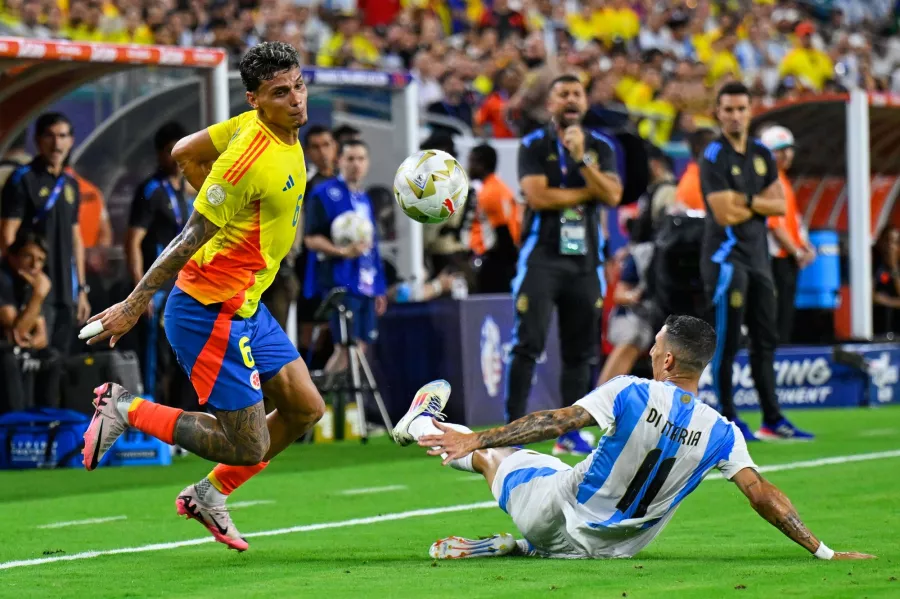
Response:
[176,111,307,318]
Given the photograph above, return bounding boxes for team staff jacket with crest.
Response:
[698,136,779,272]
[0,156,80,306]
[517,124,618,272]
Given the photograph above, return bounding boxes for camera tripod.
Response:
[311,287,393,443]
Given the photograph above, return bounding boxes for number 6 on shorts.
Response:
[239,336,255,368]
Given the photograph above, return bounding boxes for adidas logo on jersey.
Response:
[283,175,295,192]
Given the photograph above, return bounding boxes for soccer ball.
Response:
[331,210,374,248]
[393,149,469,224]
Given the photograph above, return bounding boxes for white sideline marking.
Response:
[36,516,127,530]
[0,501,495,570]
[3,449,899,571]
[228,500,276,510]
[858,428,896,438]
[339,484,408,496]
[703,449,900,481]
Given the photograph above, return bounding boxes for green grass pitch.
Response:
[0,406,898,599]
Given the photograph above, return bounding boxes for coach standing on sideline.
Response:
[699,82,813,442]
[0,113,90,356]
[507,74,622,456]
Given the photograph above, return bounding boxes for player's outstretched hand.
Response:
[831,552,877,560]
[83,298,144,348]
[418,419,480,465]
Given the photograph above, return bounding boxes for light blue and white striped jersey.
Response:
[568,375,756,534]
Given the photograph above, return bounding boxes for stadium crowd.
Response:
[0,2,899,425]
[2,0,900,146]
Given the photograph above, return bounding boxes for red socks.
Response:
[127,398,183,445]
[208,461,270,495]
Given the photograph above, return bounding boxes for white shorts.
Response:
[490,450,583,558]
[490,450,675,559]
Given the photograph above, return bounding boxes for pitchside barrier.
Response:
[375,296,900,428]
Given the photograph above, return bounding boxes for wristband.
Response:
[814,542,834,560]
[746,193,754,209]
[431,280,443,296]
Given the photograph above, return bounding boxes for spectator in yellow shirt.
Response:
[778,21,834,91]
[707,31,742,86]
[66,2,107,42]
[566,1,603,44]
[107,7,155,44]
[603,0,640,43]
[317,12,380,68]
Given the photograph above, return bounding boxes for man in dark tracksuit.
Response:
[699,82,813,442]
[507,74,623,456]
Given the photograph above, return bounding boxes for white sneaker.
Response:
[82,383,133,471]
[390,379,451,446]
[429,533,517,559]
[176,482,249,552]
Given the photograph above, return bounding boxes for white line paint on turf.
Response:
[703,449,900,481]
[339,484,408,496]
[36,516,127,530]
[228,500,276,510]
[3,449,899,571]
[858,428,896,437]
[0,501,495,570]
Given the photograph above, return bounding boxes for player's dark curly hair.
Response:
[663,315,717,375]
[239,41,302,93]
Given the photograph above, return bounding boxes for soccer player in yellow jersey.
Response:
[80,42,326,551]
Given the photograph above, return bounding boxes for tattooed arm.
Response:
[84,210,220,347]
[417,406,596,462]
[731,468,875,560]
[475,406,596,449]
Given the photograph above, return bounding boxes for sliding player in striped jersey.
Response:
[392,316,874,561]
[80,42,325,551]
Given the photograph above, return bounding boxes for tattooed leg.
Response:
[173,402,270,466]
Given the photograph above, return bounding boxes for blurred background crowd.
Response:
[3,0,900,148]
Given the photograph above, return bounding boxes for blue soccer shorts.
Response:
[164,286,299,411]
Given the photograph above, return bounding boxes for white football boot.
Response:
[176,482,249,552]
[82,383,133,471]
[429,533,517,559]
[390,379,452,446]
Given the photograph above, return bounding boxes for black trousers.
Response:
[702,260,782,426]
[506,260,602,422]
[44,304,75,357]
[0,343,62,413]
[771,256,799,344]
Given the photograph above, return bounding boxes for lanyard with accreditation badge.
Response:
[556,136,587,256]
[32,175,67,225]
[349,186,377,296]
[160,178,184,228]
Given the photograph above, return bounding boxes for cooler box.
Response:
[796,230,841,309]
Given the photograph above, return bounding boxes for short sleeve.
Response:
[68,177,81,215]
[574,375,637,431]
[715,423,758,480]
[128,181,156,229]
[699,157,731,195]
[303,190,330,238]
[193,136,261,228]
[207,112,250,154]
[0,171,27,219]
[589,131,618,174]
[517,140,545,180]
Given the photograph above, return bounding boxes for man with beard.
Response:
[506,75,622,456]
[699,82,813,442]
